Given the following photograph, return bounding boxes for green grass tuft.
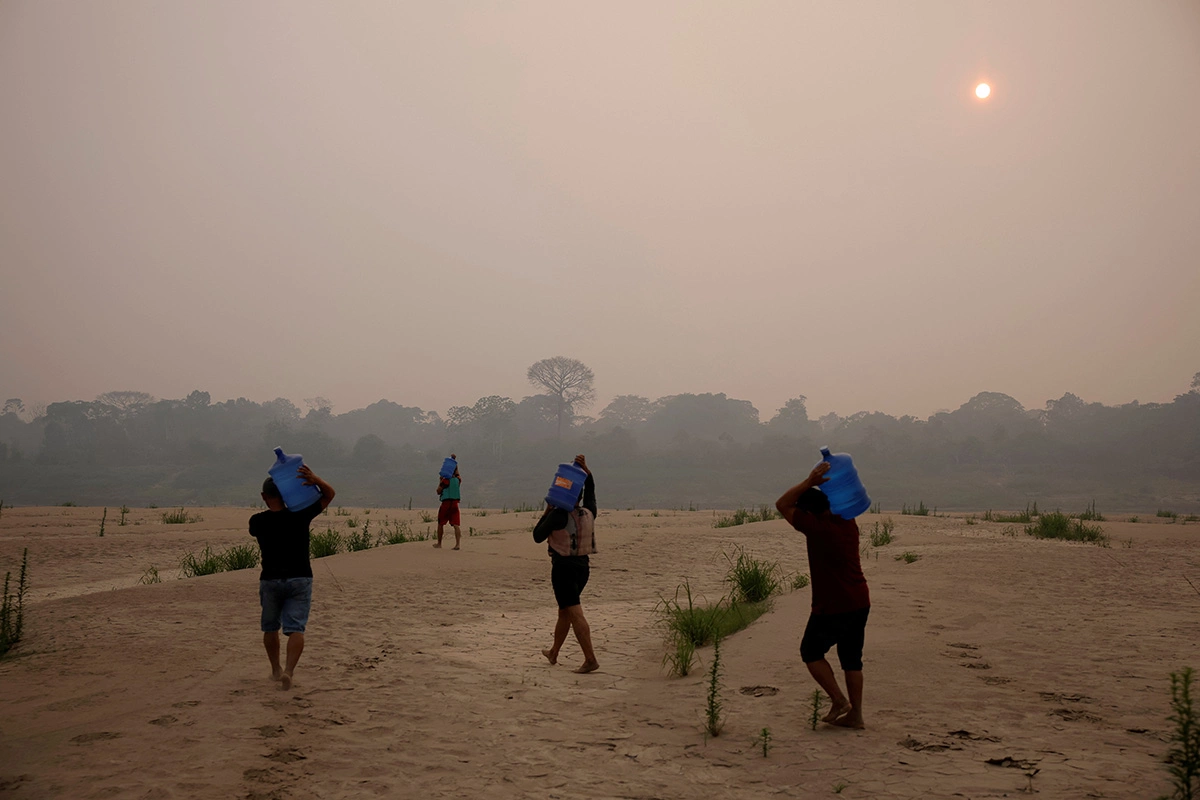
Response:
[868,518,896,547]
[724,547,781,604]
[310,528,342,558]
[162,507,203,524]
[1025,512,1108,545]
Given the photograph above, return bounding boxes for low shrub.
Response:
[1025,512,1108,545]
[724,547,781,604]
[222,544,261,571]
[310,528,342,558]
[179,545,225,577]
[656,580,772,677]
[869,518,896,547]
[162,508,203,524]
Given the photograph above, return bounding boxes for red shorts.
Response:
[438,500,460,527]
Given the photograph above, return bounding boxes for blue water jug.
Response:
[546,462,588,510]
[268,447,321,512]
[439,456,457,480]
[817,446,871,519]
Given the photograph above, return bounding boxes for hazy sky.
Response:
[2,1,1198,421]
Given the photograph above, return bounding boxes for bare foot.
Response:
[832,710,865,729]
[542,649,558,665]
[574,660,600,674]
[452,545,460,550]
[432,542,441,548]
[280,673,293,691]
[822,700,850,724]
[271,668,283,682]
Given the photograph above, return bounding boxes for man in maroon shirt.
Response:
[776,461,870,729]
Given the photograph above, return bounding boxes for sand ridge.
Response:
[0,506,1197,798]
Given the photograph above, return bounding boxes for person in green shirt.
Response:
[435,457,462,550]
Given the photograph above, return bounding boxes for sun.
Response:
[975,82,991,99]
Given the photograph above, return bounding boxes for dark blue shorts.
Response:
[800,607,870,671]
[260,577,313,635]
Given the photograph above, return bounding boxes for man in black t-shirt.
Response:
[249,464,335,690]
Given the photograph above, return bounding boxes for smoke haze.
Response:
[2,1,1198,420]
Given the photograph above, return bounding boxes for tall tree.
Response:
[95,391,156,416]
[527,356,596,437]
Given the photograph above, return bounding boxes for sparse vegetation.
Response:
[1075,500,1105,521]
[474,509,488,517]
[334,506,350,516]
[345,516,359,528]
[1,548,29,657]
[310,528,342,558]
[1130,516,1140,523]
[162,507,203,524]
[1164,667,1199,800]
[119,505,129,526]
[754,727,772,757]
[868,518,896,547]
[178,542,260,577]
[833,782,848,794]
[60,501,77,507]
[792,573,810,590]
[810,689,824,731]
[98,507,107,537]
[964,515,977,525]
[221,544,261,571]
[985,503,1039,523]
[656,580,772,677]
[420,511,434,523]
[713,506,779,528]
[896,551,921,564]
[346,520,373,551]
[1159,509,1179,521]
[178,545,226,577]
[1025,512,1108,545]
[869,501,882,514]
[724,547,782,604]
[901,501,930,516]
[382,519,424,544]
[139,565,162,585]
[514,502,537,513]
[704,636,725,737]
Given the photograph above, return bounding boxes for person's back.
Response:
[250,504,322,581]
[790,511,869,615]
[250,467,335,690]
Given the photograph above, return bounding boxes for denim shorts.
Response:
[259,577,313,634]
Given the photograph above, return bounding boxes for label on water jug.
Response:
[554,476,574,490]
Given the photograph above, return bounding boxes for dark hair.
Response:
[795,487,830,514]
[262,477,282,499]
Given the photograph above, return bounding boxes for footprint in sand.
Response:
[70,731,123,744]
[255,725,285,739]
[171,700,201,709]
[264,747,306,764]
[738,686,779,697]
[1049,707,1102,723]
[148,715,178,726]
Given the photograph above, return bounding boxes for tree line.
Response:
[1,363,1198,512]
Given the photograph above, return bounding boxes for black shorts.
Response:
[550,555,590,610]
[800,607,870,671]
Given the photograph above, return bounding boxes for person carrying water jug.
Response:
[533,454,599,674]
[250,464,336,691]
[775,460,871,729]
[435,454,462,550]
